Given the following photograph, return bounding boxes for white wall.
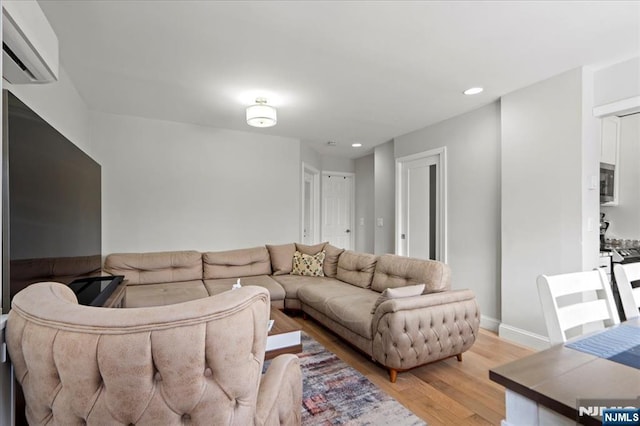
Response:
[90,111,301,254]
[300,143,321,171]
[395,102,502,327]
[299,144,355,174]
[374,140,395,255]
[594,57,640,107]
[321,154,354,173]
[581,67,601,272]
[355,154,374,253]
[601,113,640,239]
[501,69,584,348]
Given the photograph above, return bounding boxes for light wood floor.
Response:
[292,315,534,426]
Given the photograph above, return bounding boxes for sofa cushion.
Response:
[266,243,296,276]
[371,283,425,314]
[125,280,209,308]
[203,247,271,279]
[204,275,286,302]
[291,250,325,277]
[371,254,450,293]
[298,283,378,339]
[271,275,337,300]
[295,242,327,255]
[323,244,345,278]
[336,251,378,289]
[104,251,202,285]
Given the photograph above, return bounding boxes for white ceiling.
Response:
[39,1,640,159]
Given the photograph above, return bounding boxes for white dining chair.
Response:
[614,263,640,319]
[537,269,620,345]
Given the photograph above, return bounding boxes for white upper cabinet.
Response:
[601,116,620,165]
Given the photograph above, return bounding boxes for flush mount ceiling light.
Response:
[246,97,277,128]
[352,143,362,148]
[463,87,484,95]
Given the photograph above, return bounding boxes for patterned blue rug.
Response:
[297,333,426,425]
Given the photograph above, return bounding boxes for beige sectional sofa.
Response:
[104,242,480,382]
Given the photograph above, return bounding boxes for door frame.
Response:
[395,147,448,262]
[301,162,320,244]
[321,171,355,250]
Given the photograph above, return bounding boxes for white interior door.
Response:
[303,178,312,243]
[301,163,320,244]
[322,173,354,250]
[405,158,432,258]
[397,149,446,261]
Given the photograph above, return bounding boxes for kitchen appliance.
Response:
[600,162,615,203]
[612,247,640,264]
[600,213,610,250]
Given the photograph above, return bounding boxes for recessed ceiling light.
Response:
[463,87,484,95]
[352,143,362,148]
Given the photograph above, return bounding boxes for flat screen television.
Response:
[1,91,104,313]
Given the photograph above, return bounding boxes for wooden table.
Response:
[265,308,302,360]
[490,318,640,425]
[102,279,127,308]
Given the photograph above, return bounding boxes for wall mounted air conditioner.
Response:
[2,0,58,84]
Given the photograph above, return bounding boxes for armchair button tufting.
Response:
[204,368,212,377]
[154,372,162,382]
[182,414,191,421]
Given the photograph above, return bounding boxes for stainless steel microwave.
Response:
[600,162,615,204]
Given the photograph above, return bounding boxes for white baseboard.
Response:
[498,323,550,351]
[480,315,500,332]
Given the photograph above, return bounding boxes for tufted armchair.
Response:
[6,282,302,425]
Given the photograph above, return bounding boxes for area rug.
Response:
[296,333,426,425]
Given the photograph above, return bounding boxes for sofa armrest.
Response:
[255,354,302,426]
[371,289,480,371]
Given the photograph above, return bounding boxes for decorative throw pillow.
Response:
[371,283,425,314]
[291,250,326,277]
